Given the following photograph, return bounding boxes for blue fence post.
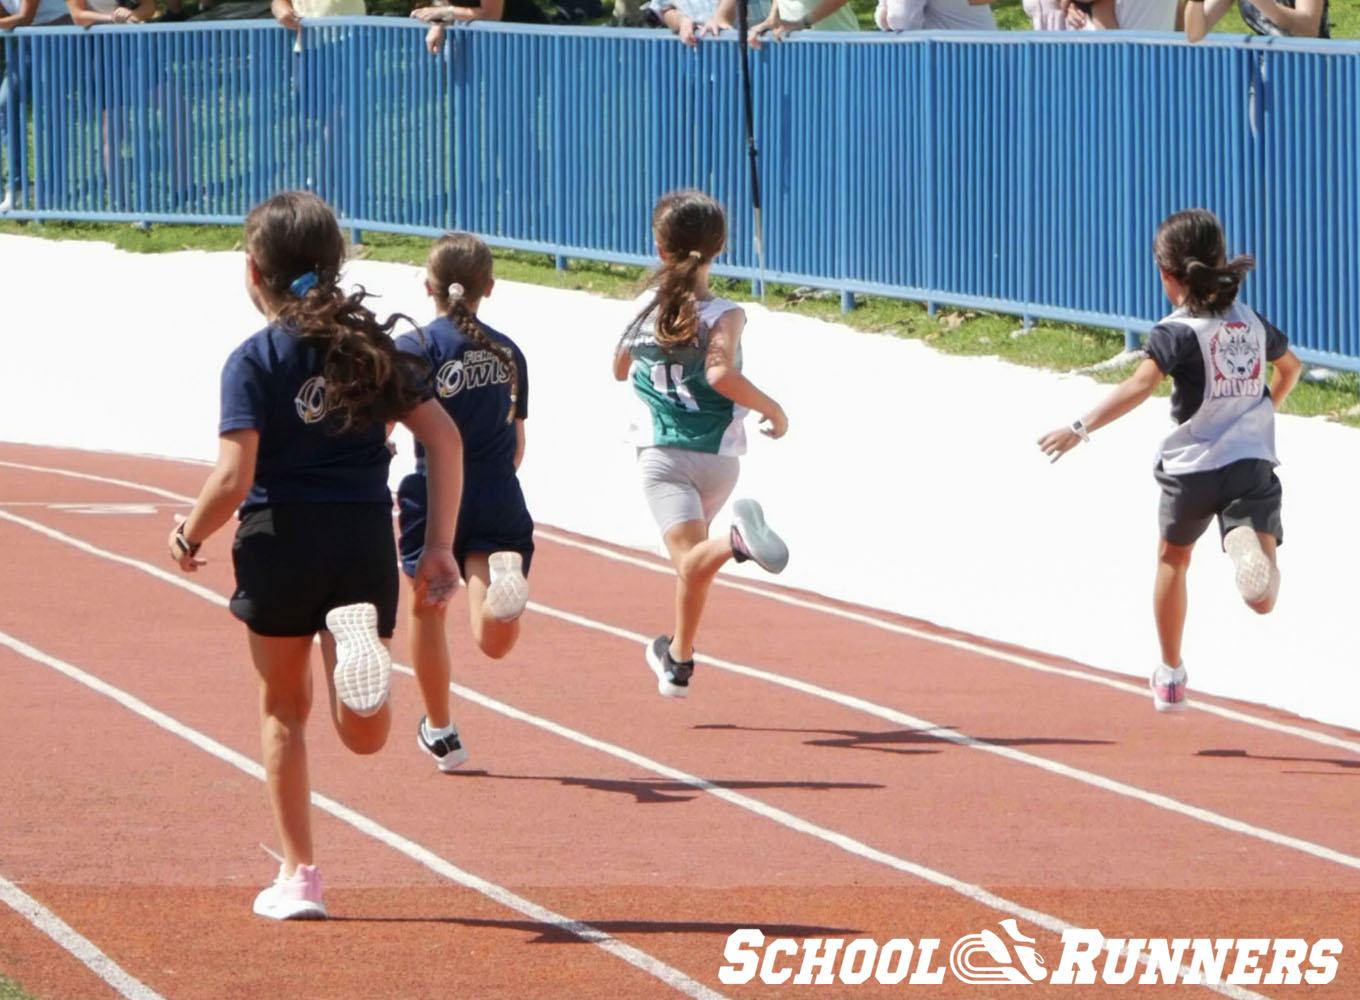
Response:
[841,290,855,313]
[1125,330,1140,352]
[351,227,363,245]
[555,254,568,271]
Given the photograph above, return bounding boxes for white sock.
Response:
[1159,663,1187,680]
[423,718,457,741]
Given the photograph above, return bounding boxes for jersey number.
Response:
[650,363,699,412]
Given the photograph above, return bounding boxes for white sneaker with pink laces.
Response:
[253,864,327,920]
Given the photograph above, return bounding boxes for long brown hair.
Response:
[622,189,727,353]
[1153,209,1255,316]
[244,191,427,432]
[427,232,518,425]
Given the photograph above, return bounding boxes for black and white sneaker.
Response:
[730,499,789,574]
[417,715,470,772]
[646,636,693,698]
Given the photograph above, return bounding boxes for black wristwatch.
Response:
[173,523,201,559]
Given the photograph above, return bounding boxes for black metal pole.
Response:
[734,0,766,298]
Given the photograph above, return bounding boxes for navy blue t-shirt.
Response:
[395,316,528,477]
[219,325,394,512]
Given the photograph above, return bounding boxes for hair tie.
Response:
[687,250,703,260]
[447,282,464,300]
[290,271,319,297]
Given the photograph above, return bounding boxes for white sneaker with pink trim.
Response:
[253,864,327,920]
[1150,663,1188,714]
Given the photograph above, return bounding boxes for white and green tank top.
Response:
[622,295,748,456]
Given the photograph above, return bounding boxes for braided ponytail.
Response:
[427,233,518,426]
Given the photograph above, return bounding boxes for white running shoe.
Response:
[253,864,326,920]
[485,551,529,622]
[416,715,470,772]
[730,499,789,574]
[1150,663,1189,713]
[1224,526,1274,604]
[325,603,391,717]
[645,635,693,698]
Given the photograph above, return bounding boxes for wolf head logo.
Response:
[1210,323,1261,382]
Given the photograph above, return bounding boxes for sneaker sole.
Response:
[485,551,529,622]
[645,641,689,699]
[1224,527,1273,603]
[252,896,328,920]
[325,603,391,718]
[416,729,471,772]
[732,499,789,575]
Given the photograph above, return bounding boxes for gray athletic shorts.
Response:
[638,446,740,534]
[1154,458,1283,548]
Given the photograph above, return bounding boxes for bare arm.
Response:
[1239,0,1324,35]
[270,0,301,29]
[514,420,526,470]
[169,430,258,569]
[0,0,41,31]
[705,311,788,438]
[67,0,150,26]
[1182,0,1234,41]
[1089,0,1117,28]
[413,0,503,22]
[613,344,633,382]
[401,399,464,606]
[661,6,700,44]
[1268,350,1302,410]
[1037,358,1164,462]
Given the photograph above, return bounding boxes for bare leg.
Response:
[408,588,454,728]
[1154,540,1194,668]
[319,631,391,755]
[249,631,316,877]
[664,520,735,662]
[464,553,520,660]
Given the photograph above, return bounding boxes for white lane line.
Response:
[4,506,1360,879]
[0,628,729,1000]
[5,456,1355,757]
[535,530,1360,757]
[0,874,166,1000]
[0,522,1267,1000]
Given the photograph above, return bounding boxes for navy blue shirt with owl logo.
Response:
[395,316,529,478]
[219,324,394,513]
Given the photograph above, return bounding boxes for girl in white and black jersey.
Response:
[1038,209,1303,713]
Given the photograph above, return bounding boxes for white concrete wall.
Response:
[2,233,1355,730]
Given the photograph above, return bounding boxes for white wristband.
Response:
[1071,419,1090,443]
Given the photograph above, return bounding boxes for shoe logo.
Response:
[294,375,328,424]
[949,920,1047,985]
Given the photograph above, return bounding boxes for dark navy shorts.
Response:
[229,502,399,638]
[1154,458,1283,549]
[397,471,535,580]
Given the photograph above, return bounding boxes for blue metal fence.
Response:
[2,21,1358,367]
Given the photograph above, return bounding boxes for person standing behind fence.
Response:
[0,0,70,213]
[414,0,547,57]
[393,233,535,773]
[1182,0,1327,40]
[613,190,790,699]
[736,0,857,47]
[1022,0,1075,29]
[643,0,769,47]
[271,0,363,36]
[64,0,151,26]
[1063,0,1176,29]
[1037,209,1302,714]
[169,191,464,919]
[874,0,995,31]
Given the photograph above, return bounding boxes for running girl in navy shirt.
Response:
[613,190,790,699]
[1038,209,1302,713]
[394,233,533,772]
[168,191,463,920]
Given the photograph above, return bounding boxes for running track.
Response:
[1,443,1358,1000]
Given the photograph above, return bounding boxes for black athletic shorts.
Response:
[1154,458,1283,549]
[397,471,535,580]
[229,503,399,638]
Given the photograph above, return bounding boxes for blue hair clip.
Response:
[290,271,319,297]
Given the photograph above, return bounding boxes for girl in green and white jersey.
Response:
[613,190,790,698]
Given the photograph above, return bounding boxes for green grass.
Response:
[0,975,38,1000]
[4,217,1356,426]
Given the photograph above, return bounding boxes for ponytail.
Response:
[442,282,520,427]
[1154,208,1255,316]
[622,251,707,353]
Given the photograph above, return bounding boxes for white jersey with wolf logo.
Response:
[1144,301,1289,475]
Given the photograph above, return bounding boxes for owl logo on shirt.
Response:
[294,375,328,424]
[1209,323,1262,398]
[435,360,465,399]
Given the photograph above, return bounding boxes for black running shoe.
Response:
[417,715,470,773]
[645,636,693,698]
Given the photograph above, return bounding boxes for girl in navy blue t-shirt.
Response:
[394,233,533,772]
[168,192,464,920]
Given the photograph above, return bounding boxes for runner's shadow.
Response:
[449,770,885,804]
[328,916,864,941]
[1198,748,1360,773]
[694,723,1113,756]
